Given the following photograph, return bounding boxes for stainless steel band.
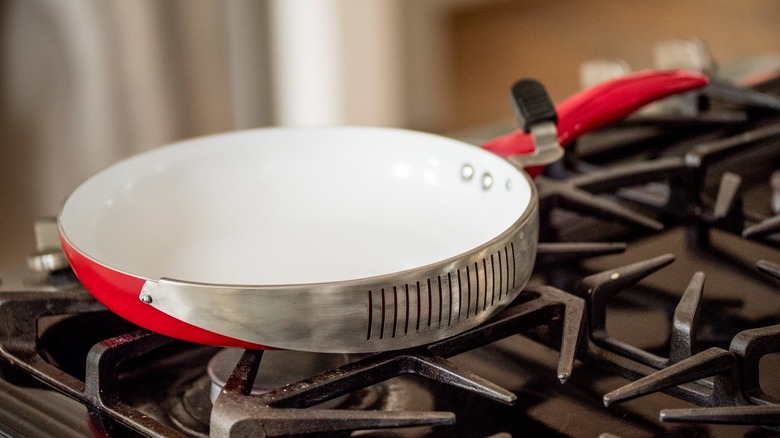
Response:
[141,182,539,353]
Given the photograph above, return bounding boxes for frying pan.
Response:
[58,71,707,353]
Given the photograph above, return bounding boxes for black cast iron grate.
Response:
[2,81,780,437]
[0,242,613,437]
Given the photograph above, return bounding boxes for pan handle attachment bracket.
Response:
[507,79,564,168]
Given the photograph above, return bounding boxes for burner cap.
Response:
[207,348,349,404]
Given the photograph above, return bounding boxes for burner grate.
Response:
[601,261,780,428]
[2,78,780,436]
[209,278,588,436]
[0,284,188,437]
[0,244,625,437]
[529,111,780,432]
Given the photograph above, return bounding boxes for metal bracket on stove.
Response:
[27,218,70,274]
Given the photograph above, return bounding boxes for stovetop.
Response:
[2,75,780,437]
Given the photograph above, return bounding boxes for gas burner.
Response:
[171,353,438,438]
[207,349,351,403]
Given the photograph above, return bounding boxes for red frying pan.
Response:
[58,71,707,353]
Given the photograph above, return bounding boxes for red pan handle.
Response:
[481,70,709,177]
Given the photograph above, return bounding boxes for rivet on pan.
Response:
[461,164,474,181]
[481,172,493,190]
[140,294,153,304]
[506,179,513,190]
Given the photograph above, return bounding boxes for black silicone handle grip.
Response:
[510,79,557,133]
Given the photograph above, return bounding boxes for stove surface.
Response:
[2,76,780,437]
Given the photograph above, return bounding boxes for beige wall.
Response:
[443,0,780,130]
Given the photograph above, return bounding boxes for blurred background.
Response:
[2,0,780,269]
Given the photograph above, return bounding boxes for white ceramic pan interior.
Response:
[60,127,533,286]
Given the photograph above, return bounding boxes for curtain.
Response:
[0,0,272,268]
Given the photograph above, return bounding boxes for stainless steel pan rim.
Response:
[141,173,538,353]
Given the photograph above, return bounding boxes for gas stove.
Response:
[3,75,780,437]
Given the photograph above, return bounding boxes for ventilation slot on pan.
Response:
[457,269,463,322]
[403,285,409,335]
[447,272,453,326]
[498,251,504,301]
[392,286,398,338]
[367,290,373,340]
[510,242,517,290]
[427,278,433,328]
[437,275,443,328]
[415,281,421,332]
[482,258,489,312]
[365,243,518,341]
[465,265,471,320]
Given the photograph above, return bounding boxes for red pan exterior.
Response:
[60,233,266,349]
